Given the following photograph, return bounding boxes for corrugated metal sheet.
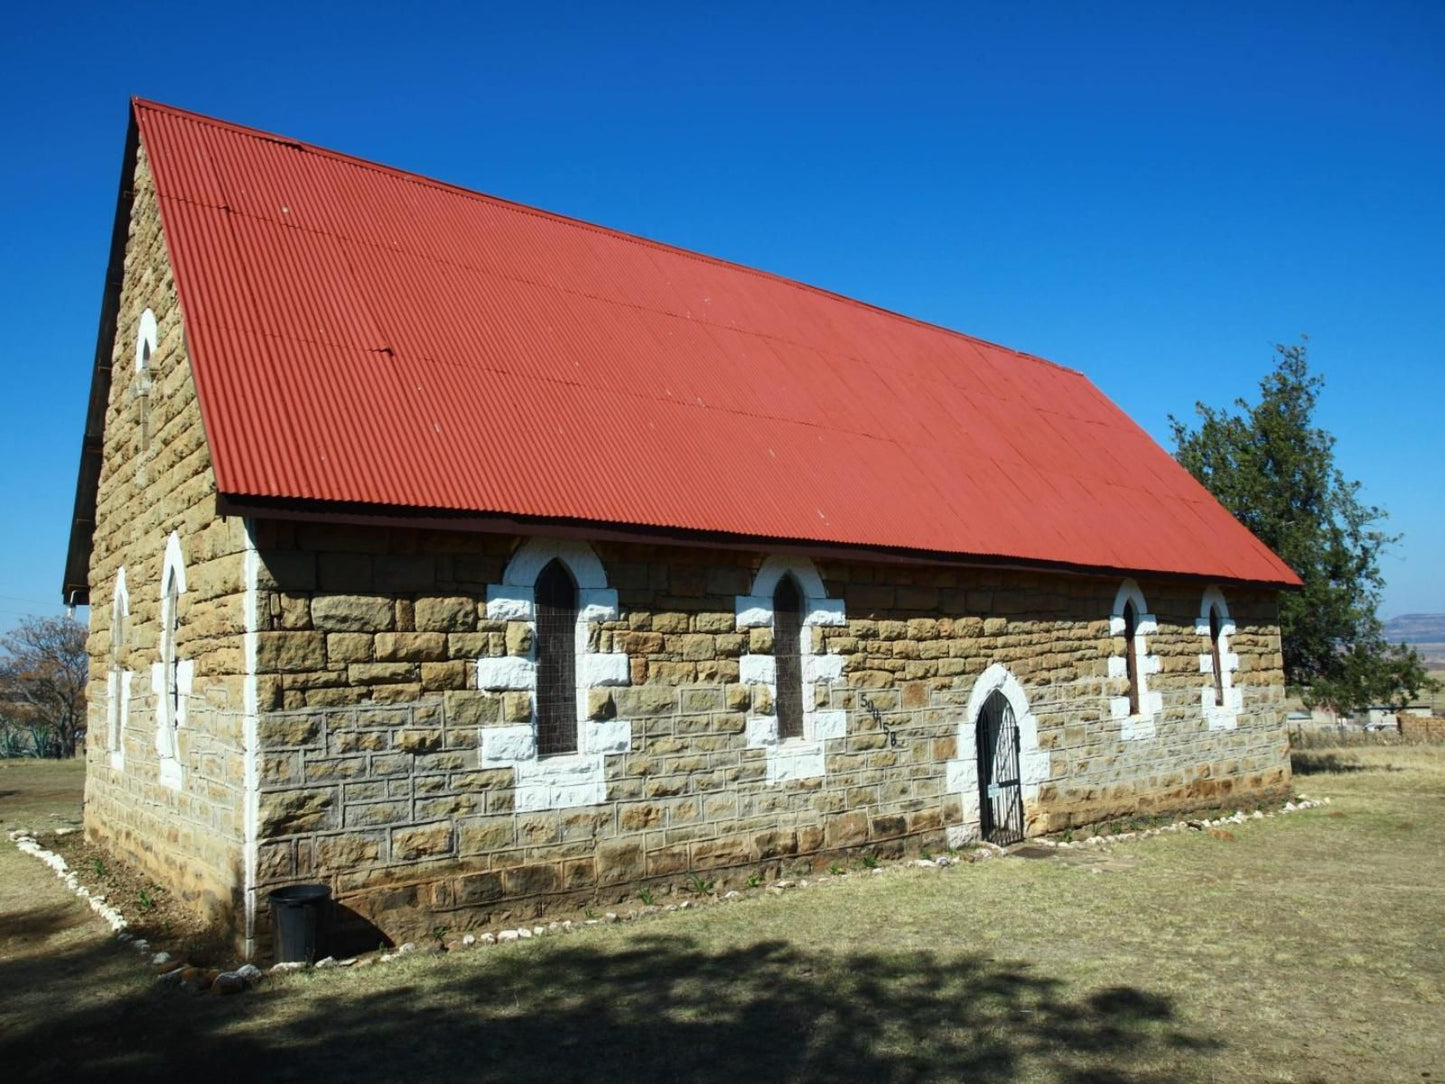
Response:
[134,98,1299,586]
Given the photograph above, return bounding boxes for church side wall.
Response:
[250,524,1288,945]
[82,144,250,927]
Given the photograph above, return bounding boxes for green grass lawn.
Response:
[3,747,1443,1083]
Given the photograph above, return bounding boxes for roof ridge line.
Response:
[131,96,1084,379]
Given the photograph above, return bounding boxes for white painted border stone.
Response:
[476,539,632,811]
[1196,585,1242,730]
[152,531,192,791]
[736,556,848,785]
[1108,578,1161,740]
[946,664,1051,846]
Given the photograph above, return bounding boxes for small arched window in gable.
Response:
[1122,598,1141,716]
[534,558,579,756]
[1208,604,1225,707]
[773,574,805,740]
[135,309,157,372]
[134,309,157,458]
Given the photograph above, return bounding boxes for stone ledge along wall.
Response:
[82,144,251,929]
[251,524,1289,944]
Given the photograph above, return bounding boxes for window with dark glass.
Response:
[773,575,805,740]
[535,559,579,756]
[1208,605,1225,707]
[163,572,180,732]
[110,583,127,752]
[1123,599,1140,716]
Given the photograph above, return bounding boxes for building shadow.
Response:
[1290,752,1391,775]
[2,929,1222,1083]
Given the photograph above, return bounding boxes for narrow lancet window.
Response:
[535,558,579,756]
[1209,605,1225,707]
[773,575,805,740]
[1123,599,1141,716]
[163,569,181,738]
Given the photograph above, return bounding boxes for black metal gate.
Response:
[977,690,1024,846]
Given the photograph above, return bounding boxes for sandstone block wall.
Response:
[248,525,1289,943]
[82,144,250,925]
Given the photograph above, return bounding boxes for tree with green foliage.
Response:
[1170,340,1434,713]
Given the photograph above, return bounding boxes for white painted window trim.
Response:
[1196,586,1242,730]
[945,664,1051,847]
[735,555,847,785]
[135,308,157,372]
[1107,578,1161,739]
[476,538,631,812]
[151,531,193,791]
[106,569,131,771]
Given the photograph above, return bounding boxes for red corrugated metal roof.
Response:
[133,98,1299,586]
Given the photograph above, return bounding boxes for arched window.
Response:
[1208,604,1225,707]
[1109,579,1160,738]
[1196,587,1239,729]
[772,575,805,740]
[108,570,130,763]
[135,309,157,372]
[135,309,157,456]
[1122,599,1141,717]
[534,558,579,756]
[162,565,181,747]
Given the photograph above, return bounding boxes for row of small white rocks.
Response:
[8,828,128,935]
[1029,795,1332,850]
[12,795,1331,986]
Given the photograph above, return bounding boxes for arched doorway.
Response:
[976,690,1024,845]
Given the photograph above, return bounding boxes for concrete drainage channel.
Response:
[8,795,1331,996]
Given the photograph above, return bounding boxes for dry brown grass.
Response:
[3,749,1443,1082]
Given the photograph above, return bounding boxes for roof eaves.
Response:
[62,103,142,607]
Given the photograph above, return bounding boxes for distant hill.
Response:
[1383,613,1445,668]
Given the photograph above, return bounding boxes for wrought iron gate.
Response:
[977,691,1024,846]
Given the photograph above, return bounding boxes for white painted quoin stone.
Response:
[477,538,632,811]
[735,555,848,784]
[945,664,1050,847]
[1107,578,1162,740]
[1196,586,1242,730]
[151,531,194,790]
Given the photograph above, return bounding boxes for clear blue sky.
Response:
[2,1,1441,632]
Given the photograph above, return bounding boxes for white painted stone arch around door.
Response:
[944,664,1050,847]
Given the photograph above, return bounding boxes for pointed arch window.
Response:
[1197,587,1240,729]
[1122,599,1141,717]
[107,570,130,767]
[1208,605,1225,707]
[135,309,157,458]
[1109,579,1160,738]
[153,531,191,788]
[535,558,579,756]
[162,565,181,749]
[772,575,805,740]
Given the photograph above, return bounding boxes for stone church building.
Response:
[67,99,1299,957]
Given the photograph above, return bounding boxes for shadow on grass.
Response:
[0,903,85,941]
[2,930,1223,1083]
[1290,752,1400,775]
